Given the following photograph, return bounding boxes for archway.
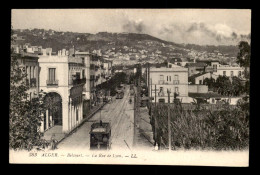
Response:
[43,92,62,131]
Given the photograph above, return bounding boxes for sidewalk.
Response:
[136,106,154,149]
[42,102,107,149]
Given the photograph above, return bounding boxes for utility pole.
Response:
[154,84,158,150]
[133,91,136,147]
[148,63,150,99]
[150,79,152,99]
[155,84,157,106]
[167,89,171,152]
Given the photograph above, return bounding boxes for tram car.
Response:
[116,91,124,99]
[89,121,111,150]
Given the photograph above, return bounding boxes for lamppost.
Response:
[167,88,171,152]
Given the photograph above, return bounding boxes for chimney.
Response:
[42,49,47,56]
[62,49,66,56]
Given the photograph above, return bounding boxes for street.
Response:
[58,85,138,151]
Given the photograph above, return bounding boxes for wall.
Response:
[188,85,208,93]
[149,67,189,103]
[39,55,70,133]
[194,73,218,84]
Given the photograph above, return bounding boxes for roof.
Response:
[150,65,188,72]
[189,72,210,79]
[168,58,182,63]
[185,62,207,67]
[188,92,244,99]
[197,59,219,63]
[188,92,224,99]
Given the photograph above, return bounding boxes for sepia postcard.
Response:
[9,9,250,166]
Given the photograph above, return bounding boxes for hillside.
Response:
[12,29,240,63]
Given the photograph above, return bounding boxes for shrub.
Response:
[149,102,249,150]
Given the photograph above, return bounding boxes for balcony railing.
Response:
[46,79,59,86]
[158,80,180,85]
[158,92,165,97]
[30,78,36,87]
[173,80,179,84]
[158,80,164,84]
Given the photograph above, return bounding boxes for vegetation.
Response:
[148,41,250,150]
[10,30,48,150]
[204,76,245,97]
[96,72,127,96]
[149,102,249,150]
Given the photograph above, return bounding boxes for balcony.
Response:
[46,79,59,86]
[70,78,86,86]
[158,92,165,97]
[30,78,36,87]
[158,80,165,84]
[173,80,179,84]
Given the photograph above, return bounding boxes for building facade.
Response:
[209,61,244,77]
[149,64,192,103]
[38,49,86,133]
[16,52,40,100]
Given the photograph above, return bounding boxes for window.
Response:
[76,72,80,79]
[175,87,179,93]
[30,66,32,79]
[160,87,163,93]
[76,108,78,121]
[169,76,171,81]
[231,71,234,77]
[167,76,168,81]
[199,80,202,84]
[26,66,29,79]
[160,75,164,80]
[238,71,241,77]
[223,71,226,76]
[33,67,36,78]
[159,99,165,103]
[49,68,56,81]
[213,64,217,72]
[82,69,85,78]
[174,75,179,80]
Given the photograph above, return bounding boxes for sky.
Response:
[12,9,251,45]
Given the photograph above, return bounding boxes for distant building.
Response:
[168,57,193,67]
[188,92,242,105]
[188,72,218,85]
[16,52,40,100]
[207,61,244,78]
[149,64,193,103]
[185,62,208,76]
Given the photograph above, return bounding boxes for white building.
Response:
[149,64,193,103]
[38,49,88,134]
[208,61,244,77]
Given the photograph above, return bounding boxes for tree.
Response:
[237,41,250,95]
[231,76,244,96]
[9,29,47,150]
[204,77,215,91]
[237,41,250,68]
[215,76,232,96]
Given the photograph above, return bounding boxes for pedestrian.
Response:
[50,134,57,150]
